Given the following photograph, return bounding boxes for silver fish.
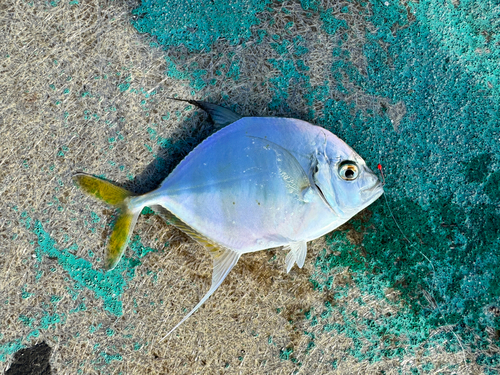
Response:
[74,100,384,340]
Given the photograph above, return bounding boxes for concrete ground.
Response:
[1,0,499,373]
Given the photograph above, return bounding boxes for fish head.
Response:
[311,132,384,218]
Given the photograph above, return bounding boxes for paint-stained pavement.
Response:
[1,0,499,373]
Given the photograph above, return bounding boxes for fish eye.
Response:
[338,161,359,180]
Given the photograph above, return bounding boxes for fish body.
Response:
[74,101,383,340]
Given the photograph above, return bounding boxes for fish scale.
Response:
[73,99,384,341]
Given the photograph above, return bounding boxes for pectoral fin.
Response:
[248,136,311,199]
[159,248,240,342]
[284,241,308,273]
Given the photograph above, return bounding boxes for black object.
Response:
[6,342,52,375]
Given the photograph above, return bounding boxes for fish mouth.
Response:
[361,180,384,194]
[360,181,384,202]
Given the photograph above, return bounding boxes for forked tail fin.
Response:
[73,173,141,270]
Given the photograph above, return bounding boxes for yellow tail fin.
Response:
[73,173,139,270]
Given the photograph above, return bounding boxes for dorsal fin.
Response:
[167,97,242,128]
[151,205,241,341]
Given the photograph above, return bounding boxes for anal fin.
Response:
[159,247,240,342]
[151,205,241,341]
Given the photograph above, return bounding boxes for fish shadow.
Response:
[127,117,218,195]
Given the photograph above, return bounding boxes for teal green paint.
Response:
[279,346,294,361]
[39,311,65,330]
[90,212,100,223]
[32,220,157,316]
[307,197,500,364]
[266,58,305,111]
[99,351,123,364]
[50,295,62,304]
[414,0,500,97]
[463,153,492,183]
[26,330,40,340]
[132,0,272,91]
[321,7,500,364]
[304,5,497,364]
[270,39,290,55]
[132,0,270,52]
[69,303,86,314]
[141,206,155,215]
[162,56,207,92]
[19,315,34,327]
[21,287,33,299]
[0,339,24,362]
[319,9,348,35]
[118,82,130,92]
[292,36,308,57]
[89,323,102,333]
[226,59,241,81]
[484,171,500,202]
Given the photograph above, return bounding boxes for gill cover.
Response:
[311,152,338,210]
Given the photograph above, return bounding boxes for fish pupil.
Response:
[345,169,355,179]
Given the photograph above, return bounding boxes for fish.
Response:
[73,99,384,341]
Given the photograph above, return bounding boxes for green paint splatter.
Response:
[132,0,270,52]
[90,211,100,223]
[21,287,33,299]
[98,350,122,364]
[19,315,34,327]
[279,346,294,361]
[32,220,157,316]
[0,340,24,362]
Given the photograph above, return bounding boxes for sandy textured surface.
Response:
[1,0,499,373]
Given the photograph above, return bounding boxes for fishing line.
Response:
[377,163,468,371]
